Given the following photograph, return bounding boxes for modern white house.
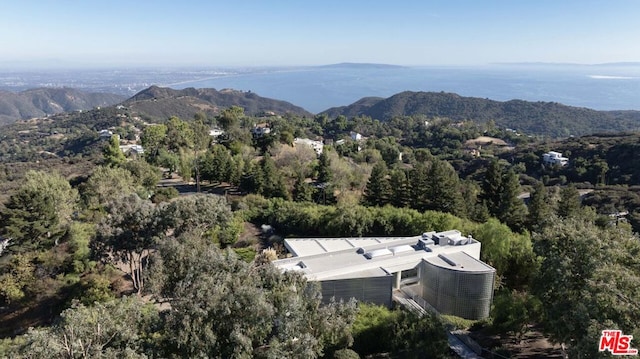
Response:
[542,151,569,166]
[273,230,495,320]
[293,138,324,155]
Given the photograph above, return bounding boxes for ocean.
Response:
[169,64,640,113]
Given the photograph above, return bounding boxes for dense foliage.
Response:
[1,95,640,358]
[321,91,640,138]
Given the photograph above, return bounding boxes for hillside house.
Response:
[350,131,363,141]
[294,138,324,155]
[274,230,495,320]
[119,144,144,157]
[252,123,271,137]
[98,129,113,139]
[542,151,569,166]
[209,128,225,138]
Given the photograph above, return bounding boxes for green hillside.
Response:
[321,91,640,137]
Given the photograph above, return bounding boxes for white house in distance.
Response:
[542,151,569,166]
[119,144,144,156]
[251,123,271,137]
[98,129,113,139]
[209,128,225,138]
[273,230,495,320]
[293,138,324,155]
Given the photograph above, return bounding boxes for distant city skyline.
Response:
[2,0,639,69]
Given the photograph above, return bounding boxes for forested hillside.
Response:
[0,88,125,125]
[0,94,639,358]
[321,91,640,137]
[124,86,314,121]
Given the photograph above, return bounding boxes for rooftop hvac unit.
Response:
[448,237,467,246]
[417,238,435,249]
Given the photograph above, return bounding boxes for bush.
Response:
[151,186,179,203]
[333,348,360,359]
[440,314,478,330]
[233,247,256,263]
[78,273,115,305]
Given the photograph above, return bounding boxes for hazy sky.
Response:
[1,0,639,68]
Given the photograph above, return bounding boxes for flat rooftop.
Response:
[425,252,495,273]
[274,230,483,281]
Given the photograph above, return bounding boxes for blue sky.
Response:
[1,0,639,68]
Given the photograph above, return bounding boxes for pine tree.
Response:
[408,163,429,211]
[292,173,314,202]
[363,161,391,206]
[527,181,551,230]
[497,169,528,232]
[261,154,289,199]
[239,161,264,195]
[425,159,466,217]
[557,184,581,218]
[103,135,126,167]
[481,159,504,218]
[316,151,332,184]
[1,171,78,248]
[389,169,411,208]
[211,145,232,183]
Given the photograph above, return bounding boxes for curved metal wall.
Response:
[420,261,495,320]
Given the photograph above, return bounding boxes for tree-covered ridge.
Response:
[321,91,640,137]
[123,86,314,122]
[0,88,126,125]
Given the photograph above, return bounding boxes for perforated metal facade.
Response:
[419,253,495,320]
[320,276,393,306]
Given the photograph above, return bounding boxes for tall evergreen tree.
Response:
[481,159,504,218]
[389,169,411,208]
[292,173,314,202]
[103,134,126,167]
[461,180,488,222]
[240,161,264,195]
[190,119,211,193]
[557,184,581,219]
[425,159,466,217]
[261,154,290,199]
[497,169,528,232]
[316,151,332,184]
[527,181,552,230]
[140,124,167,164]
[363,161,391,207]
[211,145,232,183]
[408,163,429,212]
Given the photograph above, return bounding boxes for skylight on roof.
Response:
[390,245,414,254]
[364,248,392,259]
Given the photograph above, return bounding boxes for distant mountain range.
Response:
[0,88,125,125]
[123,86,313,120]
[321,91,640,137]
[2,86,640,138]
